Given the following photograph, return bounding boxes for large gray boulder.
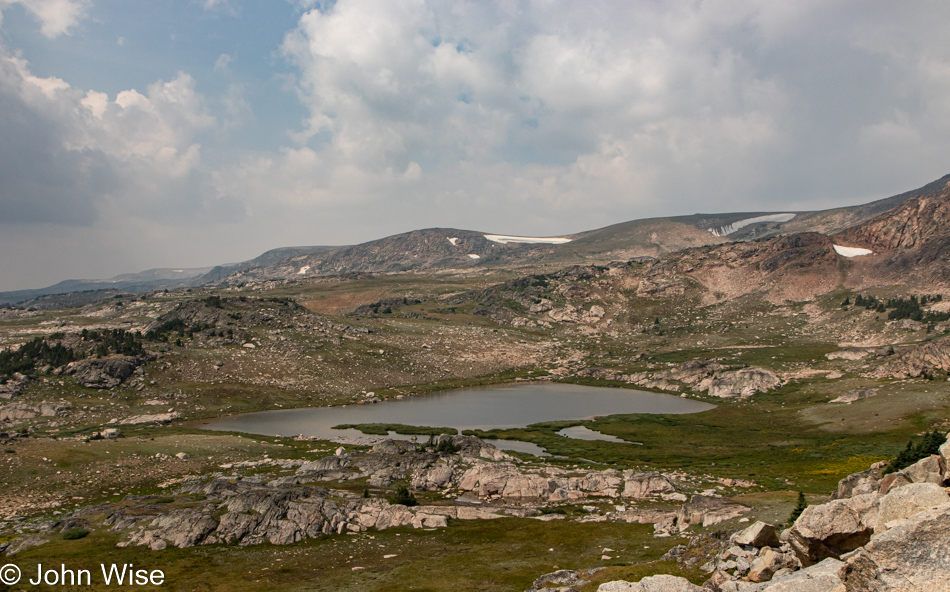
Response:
[839,501,950,592]
[597,574,703,592]
[788,496,876,566]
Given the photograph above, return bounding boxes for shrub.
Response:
[388,486,418,507]
[884,429,946,474]
[62,527,90,540]
[435,438,461,454]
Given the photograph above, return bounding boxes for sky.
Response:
[1,1,950,291]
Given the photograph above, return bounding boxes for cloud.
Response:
[0,0,90,37]
[5,0,950,291]
[214,53,232,72]
[0,51,224,228]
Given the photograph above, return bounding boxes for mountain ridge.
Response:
[4,173,949,306]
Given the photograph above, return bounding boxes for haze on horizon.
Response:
[1,0,949,292]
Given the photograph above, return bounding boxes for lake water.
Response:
[202,382,713,455]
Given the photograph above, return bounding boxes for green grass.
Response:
[7,517,695,592]
[333,423,459,436]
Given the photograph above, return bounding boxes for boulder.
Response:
[839,501,950,592]
[900,454,946,485]
[741,558,843,592]
[747,548,785,583]
[622,471,676,499]
[788,497,875,565]
[732,521,780,548]
[830,467,880,500]
[876,482,949,528]
[66,356,143,389]
[597,574,703,592]
[939,435,950,464]
[878,472,912,495]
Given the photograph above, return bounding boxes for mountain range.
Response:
[3,173,949,307]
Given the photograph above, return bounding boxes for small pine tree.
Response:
[788,492,807,526]
[388,486,418,507]
[362,488,370,499]
[842,297,851,307]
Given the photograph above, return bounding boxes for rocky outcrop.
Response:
[108,478,478,551]
[0,372,30,399]
[698,368,782,399]
[622,471,676,499]
[66,356,145,388]
[834,182,950,252]
[0,402,68,423]
[456,461,622,501]
[118,412,179,425]
[678,496,750,528]
[869,337,950,379]
[597,574,702,592]
[624,360,782,399]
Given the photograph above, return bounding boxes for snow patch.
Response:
[833,245,873,257]
[467,254,480,259]
[297,266,311,275]
[708,213,796,237]
[484,234,572,244]
[447,237,459,246]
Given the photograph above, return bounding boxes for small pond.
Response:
[201,382,714,456]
